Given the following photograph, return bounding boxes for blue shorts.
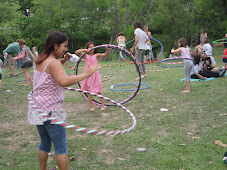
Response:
[36,122,68,155]
[223,58,227,64]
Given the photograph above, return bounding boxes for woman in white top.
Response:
[117,32,127,62]
[130,22,149,80]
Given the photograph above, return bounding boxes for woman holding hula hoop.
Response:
[130,22,149,80]
[28,31,100,170]
[171,38,193,93]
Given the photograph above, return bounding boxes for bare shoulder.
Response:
[45,58,62,73]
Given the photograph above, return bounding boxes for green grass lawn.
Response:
[0,46,226,169]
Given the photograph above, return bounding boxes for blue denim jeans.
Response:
[16,59,23,70]
[118,46,126,61]
[36,121,68,155]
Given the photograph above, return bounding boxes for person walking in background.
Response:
[130,22,149,80]
[13,40,35,86]
[171,38,193,93]
[200,29,207,45]
[3,39,22,77]
[28,31,100,170]
[117,32,127,62]
[75,41,110,111]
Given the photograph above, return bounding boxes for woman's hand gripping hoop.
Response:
[28,90,136,135]
[74,44,141,106]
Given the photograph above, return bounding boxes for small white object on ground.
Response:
[136,148,146,152]
[160,108,168,112]
[7,90,11,92]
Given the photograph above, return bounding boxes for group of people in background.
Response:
[0,39,38,88]
[117,23,155,81]
[0,23,227,169]
[171,29,227,93]
[0,22,155,169]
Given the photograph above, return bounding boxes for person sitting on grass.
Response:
[191,53,226,79]
[191,42,203,56]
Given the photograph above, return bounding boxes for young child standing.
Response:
[171,38,193,93]
[0,58,3,90]
[75,42,110,111]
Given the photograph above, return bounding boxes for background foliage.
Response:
[0,0,227,54]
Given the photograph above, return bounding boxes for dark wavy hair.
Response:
[36,31,68,65]
[134,22,143,30]
[193,55,201,65]
[86,41,97,54]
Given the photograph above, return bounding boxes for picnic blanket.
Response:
[181,73,227,81]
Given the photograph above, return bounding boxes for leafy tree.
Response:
[0,1,22,52]
[193,0,227,39]
[149,0,197,57]
[20,0,67,51]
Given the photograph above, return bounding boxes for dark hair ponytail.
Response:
[36,31,68,65]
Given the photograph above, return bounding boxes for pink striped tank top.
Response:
[28,59,66,125]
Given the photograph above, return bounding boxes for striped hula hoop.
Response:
[101,63,130,67]
[120,38,164,64]
[74,44,141,106]
[157,57,192,68]
[28,89,136,135]
[146,66,170,72]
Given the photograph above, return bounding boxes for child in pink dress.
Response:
[75,42,110,111]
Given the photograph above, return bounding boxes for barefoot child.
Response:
[171,38,193,93]
[76,42,110,111]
